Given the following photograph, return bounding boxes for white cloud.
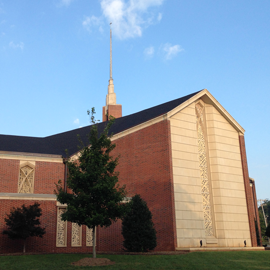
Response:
[60,0,74,6]
[157,12,162,21]
[82,16,103,33]
[9,41,24,50]
[163,43,184,60]
[98,0,164,39]
[144,46,154,57]
[73,118,80,125]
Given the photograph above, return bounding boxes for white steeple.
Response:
[102,24,122,122]
[106,25,116,106]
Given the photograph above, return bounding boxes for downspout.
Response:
[63,158,68,192]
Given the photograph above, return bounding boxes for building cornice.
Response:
[110,89,245,142]
[0,193,57,200]
[0,151,63,163]
[71,90,245,158]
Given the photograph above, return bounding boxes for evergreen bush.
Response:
[122,194,157,252]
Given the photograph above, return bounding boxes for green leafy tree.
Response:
[266,223,270,238]
[259,211,267,241]
[258,199,270,241]
[122,194,157,252]
[259,200,270,222]
[55,108,126,258]
[264,200,270,224]
[2,203,45,253]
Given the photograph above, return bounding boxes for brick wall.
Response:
[0,200,96,254]
[0,159,20,193]
[1,124,258,253]
[0,159,64,194]
[107,105,122,119]
[0,200,56,254]
[98,119,176,251]
[35,162,64,194]
[239,135,260,246]
[97,221,123,252]
[102,105,122,122]
[0,119,176,253]
[251,181,261,245]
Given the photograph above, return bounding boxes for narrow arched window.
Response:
[18,162,35,193]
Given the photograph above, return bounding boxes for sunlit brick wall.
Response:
[98,120,176,251]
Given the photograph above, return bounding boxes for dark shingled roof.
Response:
[0,91,201,157]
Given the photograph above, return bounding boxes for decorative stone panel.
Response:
[86,227,93,246]
[195,101,214,237]
[56,208,67,247]
[18,162,35,193]
[71,223,82,247]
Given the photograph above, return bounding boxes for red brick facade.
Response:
[101,119,176,251]
[102,105,122,122]
[251,180,261,244]
[0,200,95,254]
[0,120,260,254]
[0,159,20,193]
[239,135,261,246]
[1,200,56,254]
[34,162,65,194]
[0,120,176,253]
[0,160,64,194]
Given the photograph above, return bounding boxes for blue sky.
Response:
[0,0,269,200]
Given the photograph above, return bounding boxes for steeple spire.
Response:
[102,24,122,122]
[110,24,112,80]
[106,23,116,106]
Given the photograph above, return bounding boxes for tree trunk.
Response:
[93,226,96,258]
[23,240,26,254]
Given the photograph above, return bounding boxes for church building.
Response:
[0,30,261,253]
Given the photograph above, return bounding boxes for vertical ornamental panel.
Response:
[56,208,67,247]
[18,165,34,193]
[196,102,214,237]
[72,223,82,246]
[86,227,93,246]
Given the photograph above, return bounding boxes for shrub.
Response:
[122,194,156,252]
[3,202,45,253]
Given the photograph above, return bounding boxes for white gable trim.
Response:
[70,114,168,159]
[111,114,168,141]
[70,89,244,159]
[167,89,245,134]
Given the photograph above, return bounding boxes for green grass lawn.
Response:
[0,251,269,270]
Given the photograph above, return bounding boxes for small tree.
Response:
[266,223,270,238]
[122,194,157,252]
[259,199,270,242]
[2,202,45,253]
[259,210,267,241]
[55,108,126,258]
